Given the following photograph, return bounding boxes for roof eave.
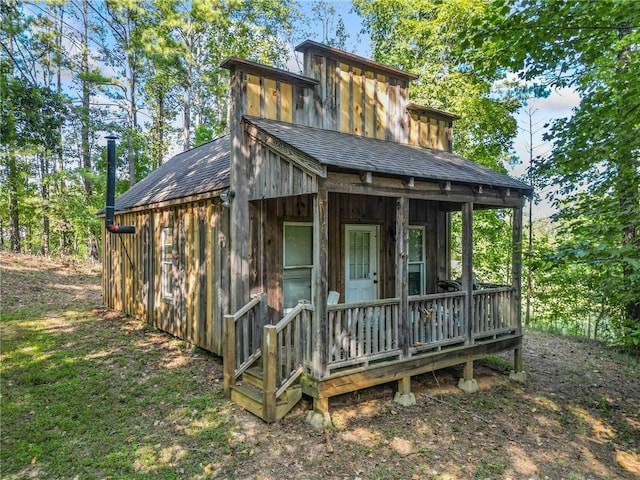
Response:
[220,57,319,88]
[294,40,418,81]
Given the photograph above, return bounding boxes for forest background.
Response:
[1,0,638,350]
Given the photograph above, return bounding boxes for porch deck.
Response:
[223,286,521,422]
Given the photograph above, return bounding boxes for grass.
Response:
[1,261,236,479]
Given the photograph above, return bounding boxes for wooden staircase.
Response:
[229,363,303,422]
[224,295,311,423]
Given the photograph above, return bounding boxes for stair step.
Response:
[229,382,264,419]
[242,366,264,389]
[229,382,303,422]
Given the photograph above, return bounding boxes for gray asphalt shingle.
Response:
[113,136,230,211]
[112,117,531,212]
[246,117,532,193]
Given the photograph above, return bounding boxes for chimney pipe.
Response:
[105,134,135,235]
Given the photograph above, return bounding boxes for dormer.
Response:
[220,56,318,125]
[295,40,418,143]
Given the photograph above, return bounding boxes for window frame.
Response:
[408,225,426,296]
[160,226,174,302]
[282,222,314,310]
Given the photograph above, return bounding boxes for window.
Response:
[283,223,313,310]
[408,226,425,296]
[161,227,173,301]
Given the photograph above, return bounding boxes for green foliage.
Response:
[472,0,640,347]
[353,0,521,171]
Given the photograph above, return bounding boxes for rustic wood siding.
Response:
[407,113,454,152]
[244,72,300,123]
[248,137,318,200]
[101,199,230,356]
[305,54,412,143]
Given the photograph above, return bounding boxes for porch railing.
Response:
[472,286,516,340]
[223,293,266,395]
[327,298,402,371]
[408,291,467,353]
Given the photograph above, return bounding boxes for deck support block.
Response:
[394,376,416,406]
[509,347,526,383]
[458,361,478,393]
[306,410,332,429]
[509,370,527,383]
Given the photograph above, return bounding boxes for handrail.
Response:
[275,366,304,398]
[409,291,467,301]
[227,294,262,321]
[273,301,313,333]
[223,293,266,397]
[327,297,400,311]
[262,300,312,422]
[472,286,513,294]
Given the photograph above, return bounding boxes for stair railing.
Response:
[262,300,313,422]
[223,293,267,396]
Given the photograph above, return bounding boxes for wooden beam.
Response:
[229,67,249,312]
[396,196,409,358]
[312,182,329,379]
[462,202,474,344]
[511,203,524,336]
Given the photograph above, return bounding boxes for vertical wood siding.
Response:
[101,199,230,356]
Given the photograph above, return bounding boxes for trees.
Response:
[475,0,640,345]
[353,0,522,280]
[0,0,296,255]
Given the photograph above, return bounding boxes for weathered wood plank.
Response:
[246,74,260,117]
[280,81,293,123]
[264,77,277,120]
[339,62,350,133]
[352,67,363,136]
[364,71,375,137]
[376,74,387,140]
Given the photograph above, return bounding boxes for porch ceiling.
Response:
[244,117,533,196]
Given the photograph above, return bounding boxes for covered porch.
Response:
[224,184,525,423]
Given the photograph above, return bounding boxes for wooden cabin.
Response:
[102,40,532,424]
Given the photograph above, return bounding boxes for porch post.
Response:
[510,202,526,382]
[461,202,474,344]
[396,196,409,359]
[229,67,249,312]
[458,202,478,393]
[312,183,329,379]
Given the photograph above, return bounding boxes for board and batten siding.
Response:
[244,73,304,124]
[102,199,230,356]
[305,55,411,144]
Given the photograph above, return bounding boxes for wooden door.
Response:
[344,225,379,303]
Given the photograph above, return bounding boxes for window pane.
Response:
[408,264,423,296]
[349,231,371,280]
[283,268,312,309]
[284,225,312,266]
[408,228,423,263]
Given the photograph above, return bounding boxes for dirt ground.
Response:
[2,252,639,479]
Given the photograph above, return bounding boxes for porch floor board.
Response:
[301,334,522,404]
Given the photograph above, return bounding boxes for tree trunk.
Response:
[40,152,50,256]
[8,153,20,253]
[81,0,92,195]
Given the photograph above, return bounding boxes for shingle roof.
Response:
[111,118,531,212]
[246,117,532,194]
[113,136,230,211]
